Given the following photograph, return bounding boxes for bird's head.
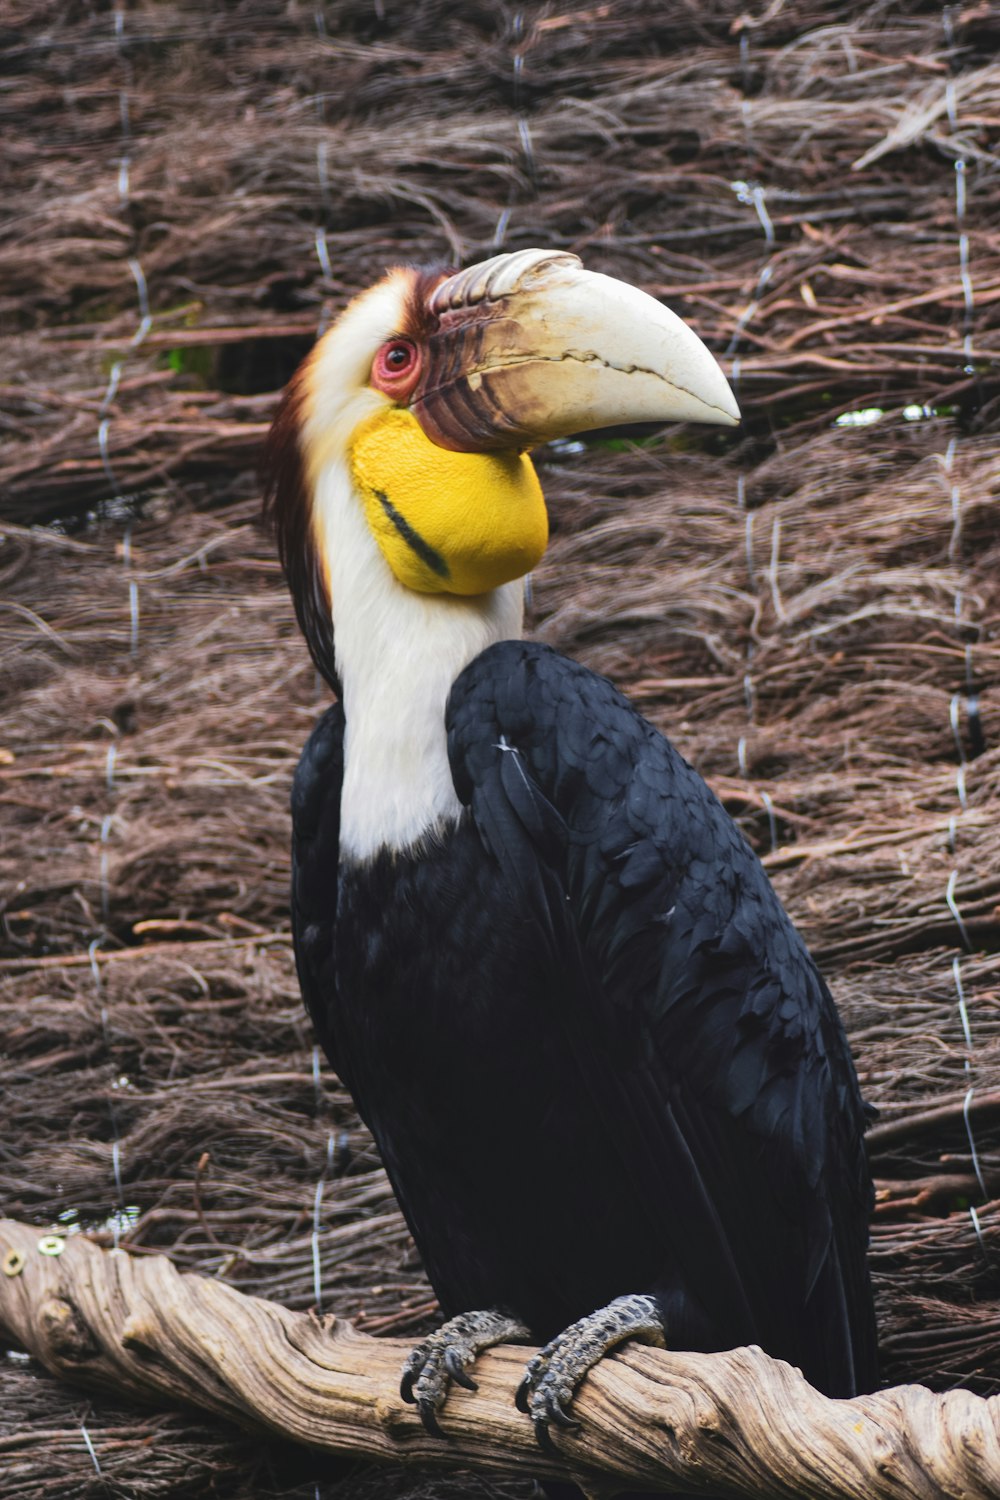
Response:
[264,249,738,689]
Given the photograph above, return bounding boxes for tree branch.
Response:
[1,1218,999,1499]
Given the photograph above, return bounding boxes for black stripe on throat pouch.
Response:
[375,490,450,580]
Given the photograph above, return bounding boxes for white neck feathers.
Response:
[313,459,524,861]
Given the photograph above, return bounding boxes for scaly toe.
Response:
[399,1346,428,1405]
[399,1309,531,1436]
[515,1352,544,1413]
[414,1390,446,1439]
[517,1294,665,1450]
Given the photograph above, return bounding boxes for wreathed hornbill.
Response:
[264,249,877,1461]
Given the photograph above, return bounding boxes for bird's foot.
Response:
[516,1293,666,1453]
[400,1308,531,1436]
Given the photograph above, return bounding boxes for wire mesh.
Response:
[2,1,1000,1495]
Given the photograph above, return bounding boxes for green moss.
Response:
[161,343,216,386]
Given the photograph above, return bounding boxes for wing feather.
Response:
[290,703,345,1078]
[447,639,877,1396]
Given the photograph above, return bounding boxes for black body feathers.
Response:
[292,641,877,1398]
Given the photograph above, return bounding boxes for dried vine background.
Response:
[2,0,1000,1495]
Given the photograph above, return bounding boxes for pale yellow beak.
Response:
[410,248,739,452]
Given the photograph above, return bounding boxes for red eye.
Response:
[372,338,421,399]
[384,342,413,371]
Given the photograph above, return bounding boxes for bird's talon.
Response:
[444,1346,478,1389]
[533,1417,560,1455]
[399,1309,530,1434]
[517,1296,664,1448]
[545,1395,579,1430]
[416,1399,446,1439]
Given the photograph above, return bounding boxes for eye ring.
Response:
[384,341,413,371]
[372,337,421,399]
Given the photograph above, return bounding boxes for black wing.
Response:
[290,702,346,1082]
[447,640,877,1397]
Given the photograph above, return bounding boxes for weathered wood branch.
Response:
[1,1218,999,1499]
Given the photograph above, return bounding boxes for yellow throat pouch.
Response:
[349,407,548,595]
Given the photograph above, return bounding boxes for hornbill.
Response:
[264,249,878,1464]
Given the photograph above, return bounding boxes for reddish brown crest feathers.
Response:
[261,363,340,694]
[402,265,451,340]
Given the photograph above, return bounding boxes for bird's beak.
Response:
[410,248,739,453]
